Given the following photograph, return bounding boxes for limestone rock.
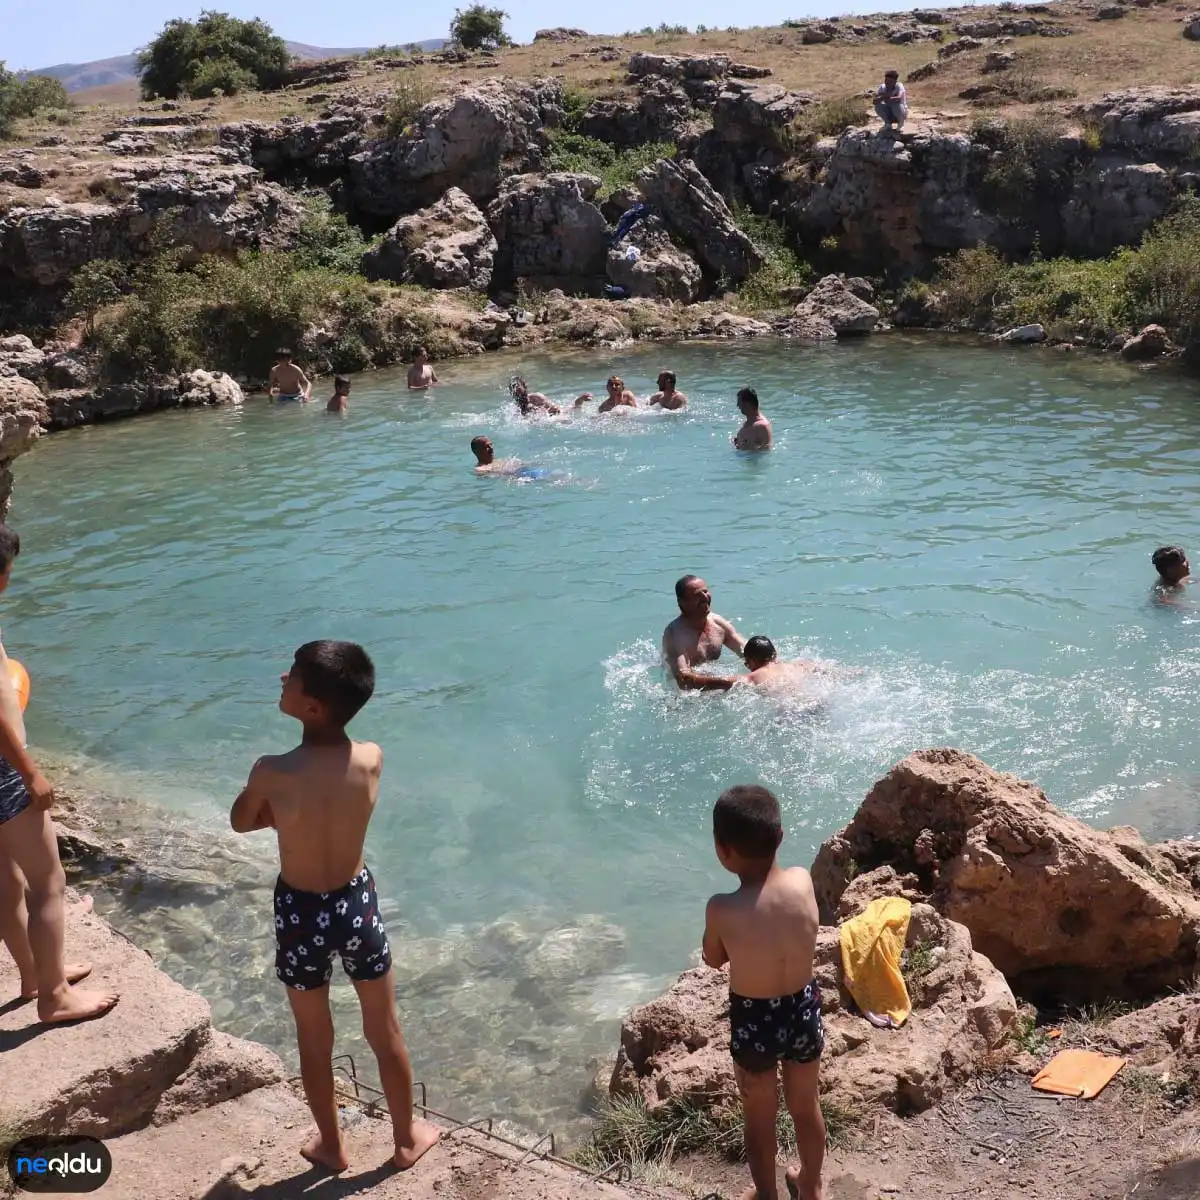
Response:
[1096,4,1126,17]
[1186,14,1200,39]
[606,216,703,302]
[938,35,985,58]
[0,334,46,381]
[802,26,833,43]
[999,323,1047,342]
[637,157,763,282]
[362,187,496,289]
[488,173,608,289]
[711,81,815,151]
[578,78,693,149]
[1085,88,1200,158]
[43,351,93,390]
[1062,161,1176,255]
[836,865,926,920]
[810,748,1200,1002]
[151,1030,285,1126]
[627,52,731,81]
[610,903,1015,1116]
[908,61,941,82]
[1121,324,1172,360]
[534,27,589,40]
[177,370,244,407]
[348,77,563,217]
[779,313,838,341]
[692,311,773,338]
[791,274,881,336]
[0,374,48,513]
[983,50,1017,72]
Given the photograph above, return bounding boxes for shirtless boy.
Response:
[649,371,687,410]
[734,388,772,451]
[510,377,562,416]
[231,641,439,1174]
[1152,545,1190,604]
[326,376,351,414]
[406,348,438,391]
[662,575,746,691]
[0,524,118,1023]
[268,349,312,402]
[703,785,825,1200]
[598,376,638,413]
[738,636,819,693]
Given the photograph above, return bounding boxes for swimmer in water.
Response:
[1152,545,1191,605]
[510,377,562,416]
[649,371,687,410]
[268,348,312,403]
[326,376,351,414]
[471,436,523,475]
[406,347,438,391]
[736,636,821,694]
[662,575,746,691]
[597,376,639,413]
[733,387,772,451]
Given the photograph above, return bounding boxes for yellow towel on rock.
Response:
[839,896,913,1027]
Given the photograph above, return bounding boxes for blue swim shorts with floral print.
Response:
[729,981,824,1073]
[273,866,392,990]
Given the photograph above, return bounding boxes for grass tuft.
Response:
[544,134,677,199]
[731,209,813,313]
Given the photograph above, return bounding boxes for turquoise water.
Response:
[9,336,1200,1130]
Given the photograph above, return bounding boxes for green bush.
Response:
[792,95,871,140]
[1125,197,1200,355]
[186,56,258,99]
[67,260,126,337]
[294,195,374,273]
[560,86,590,134]
[545,134,676,198]
[973,114,1078,218]
[385,74,437,137]
[0,63,73,138]
[933,244,1012,328]
[450,5,511,51]
[732,209,813,313]
[137,10,290,101]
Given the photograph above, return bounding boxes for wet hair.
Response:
[470,435,491,457]
[744,635,776,665]
[658,370,676,388]
[291,640,375,726]
[1152,546,1188,574]
[276,347,293,359]
[675,574,702,603]
[0,524,21,574]
[607,375,625,390]
[334,376,350,390]
[714,785,783,860]
[737,387,759,410]
[415,346,429,358]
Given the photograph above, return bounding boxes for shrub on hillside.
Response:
[137,10,290,101]
[0,63,73,138]
[971,113,1080,218]
[66,260,127,337]
[1124,197,1200,356]
[545,134,676,197]
[788,95,871,145]
[294,195,375,273]
[733,209,814,313]
[450,5,511,52]
[384,75,437,137]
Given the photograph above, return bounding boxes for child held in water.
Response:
[1152,545,1190,599]
[230,640,439,1174]
[703,785,825,1200]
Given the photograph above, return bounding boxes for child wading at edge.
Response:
[231,641,440,1173]
[0,523,119,1022]
[703,785,825,1200]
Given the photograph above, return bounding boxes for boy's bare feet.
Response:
[21,962,92,1000]
[300,1132,349,1172]
[393,1119,440,1170]
[785,1164,824,1200]
[38,985,119,1024]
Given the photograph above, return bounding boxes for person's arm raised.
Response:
[230,759,276,833]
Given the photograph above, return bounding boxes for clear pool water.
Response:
[9,336,1200,1131]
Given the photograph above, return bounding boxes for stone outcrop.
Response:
[0,371,49,513]
[811,749,1200,1003]
[606,216,703,302]
[1186,14,1200,40]
[487,173,609,289]
[1085,88,1200,159]
[637,158,763,282]
[176,370,244,407]
[788,274,881,338]
[578,78,694,149]
[347,77,564,218]
[1062,161,1174,253]
[711,81,814,152]
[361,187,496,289]
[611,903,1015,1117]
[45,372,244,430]
[1121,323,1172,360]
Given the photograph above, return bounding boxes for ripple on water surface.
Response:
[12,337,1200,1130]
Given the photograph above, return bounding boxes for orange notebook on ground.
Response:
[1031,1049,1126,1099]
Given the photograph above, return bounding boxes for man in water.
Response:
[734,388,772,451]
[326,376,351,414]
[649,371,687,410]
[1152,545,1190,604]
[470,436,553,480]
[268,349,312,402]
[406,347,439,391]
[662,575,746,691]
[598,376,638,413]
[510,377,562,416]
[874,69,908,134]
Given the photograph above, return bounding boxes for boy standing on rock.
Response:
[0,523,119,1023]
[703,784,825,1200]
[231,640,439,1174]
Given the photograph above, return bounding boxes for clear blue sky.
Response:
[5,0,953,70]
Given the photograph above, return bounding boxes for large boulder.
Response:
[220,109,369,175]
[627,53,732,81]
[579,78,694,149]
[348,77,563,218]
[1121,323,1172,360]
[176,370,243,407]
[637,158,763,282]
[711,81,815,152]
[610,903,1015,1117]
[0,373,48,513]
[1184,14,1200,40]
[1084,88,1200,158]
[606,216,703,302]
[1061,162,1176,255]
[488,173,608,289]
[811,749,1200,1003]
[790,274,880,337]
[0,334,46,381]
[361,187,496,289]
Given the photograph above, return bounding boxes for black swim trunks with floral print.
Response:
[273,866,392,990]
[729,981,824,1073]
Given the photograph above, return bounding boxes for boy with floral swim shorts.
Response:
[703,784,825,1200]
[231,640,439,1174]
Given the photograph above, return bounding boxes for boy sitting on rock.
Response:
[231,640,439,1174]
[703,784,825,1200]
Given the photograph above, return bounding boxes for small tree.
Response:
[137,10,289,100]
[66,260,126,339]
[450,5,511,51]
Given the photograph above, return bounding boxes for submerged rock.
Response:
[999,323,1046,342]
[811,749,1200,1003]
[1121,323,1172,360]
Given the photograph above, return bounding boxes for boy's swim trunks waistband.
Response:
[729,981,824,1073]
[274,866,392,991]
[0,759,31,825]
[276,393,303,402]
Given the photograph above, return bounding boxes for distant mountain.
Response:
[24,39,447,93]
